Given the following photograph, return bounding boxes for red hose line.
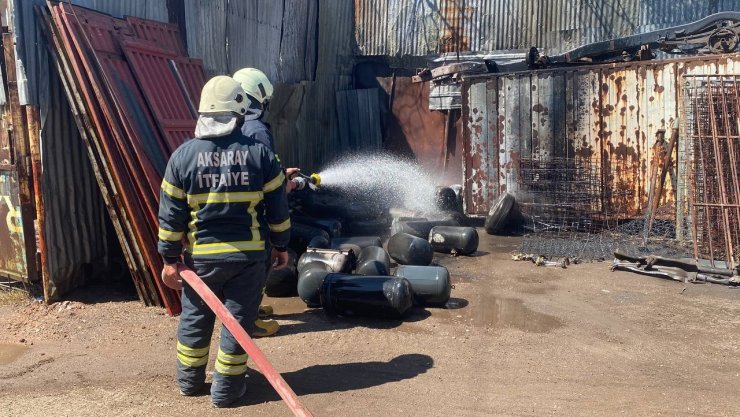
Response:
[178,266,314,417]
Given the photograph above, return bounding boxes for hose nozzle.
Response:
[294,172,321,191]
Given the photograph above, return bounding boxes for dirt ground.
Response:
[1,232,739,417]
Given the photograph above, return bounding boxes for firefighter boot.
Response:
[253,318,279,337]
[258,304,273,318]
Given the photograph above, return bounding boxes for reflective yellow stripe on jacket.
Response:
[187,191,263,205]
[268,218,291,233]
[190,240,265,256]
[161,179,186,200]
[263,172,285,193]
[185,191,266,254]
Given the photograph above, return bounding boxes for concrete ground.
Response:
[1,232,739,417]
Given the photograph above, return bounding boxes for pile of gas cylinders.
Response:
[265,186,479,319]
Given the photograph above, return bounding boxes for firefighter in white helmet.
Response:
[158,75,290,406]
[233,68,301,338]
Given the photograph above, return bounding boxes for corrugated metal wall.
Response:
[183,0,354,172]
[184,0,318,83]
[355,0,740,57]
[41,65,110,299]
[461,54,740,216]
[9,0,165,294]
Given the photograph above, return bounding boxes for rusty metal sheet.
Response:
[125,16,187,56]
[0,120,11,168]
[59,6,164,217]
[461,54,740,219]
[0,171,28,281]
[51,4,161,304]
[52,3,181,314]
[173,57,207,112]
[39,5,152,305]
[376,77,464,183]
[121,40,199,151]
[463,78,499,214]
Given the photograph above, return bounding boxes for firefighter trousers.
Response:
[175,259,266,406]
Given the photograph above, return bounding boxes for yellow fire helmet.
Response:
[233,68,274,104]
[198,76,248,115]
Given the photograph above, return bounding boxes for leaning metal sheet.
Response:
[55,3,181,314]
[45,5,155,305]
[121,40,199,151]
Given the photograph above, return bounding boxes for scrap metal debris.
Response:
[611,251,739,285]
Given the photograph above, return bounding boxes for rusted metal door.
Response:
[121,41,202,151]
[1,31,37,284]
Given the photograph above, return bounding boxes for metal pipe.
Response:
[178,266,314,417]
[26,106,50,301]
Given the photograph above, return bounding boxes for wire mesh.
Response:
[683,75,740,269]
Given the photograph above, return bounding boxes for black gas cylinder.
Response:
[387,232,433,266]
[265,250,299,297]
[320,274,413,318]
[307,234,330,249]
[356,246,391,276]
[330,236,383,250]
[391,219,458,239]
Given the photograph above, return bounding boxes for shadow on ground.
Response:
[237,353,434,406]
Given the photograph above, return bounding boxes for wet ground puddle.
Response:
[439,296,563,333]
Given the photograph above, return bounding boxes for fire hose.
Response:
[177,265,314,417]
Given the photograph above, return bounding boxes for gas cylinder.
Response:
[297,262,330,307]
[387,232,433,266]
[265,250,299,297]
[293,216,342,238]
[290,222,330,254]
[428,226,479,255]
[307,235,330,249]
[297,248,355,274]
[320,274,413,318]
[330,236,383,250]
[391,219,458,239]
[356,246,391,276]
[484,192,515,235]
[394,265,451,306]
[435,186,460,213]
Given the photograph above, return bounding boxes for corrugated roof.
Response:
[355,0,740,57]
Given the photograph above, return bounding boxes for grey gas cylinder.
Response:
[394,265,451,306]
[297,262,330,307]
[297,248,355,274]
[428,226,479,255]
